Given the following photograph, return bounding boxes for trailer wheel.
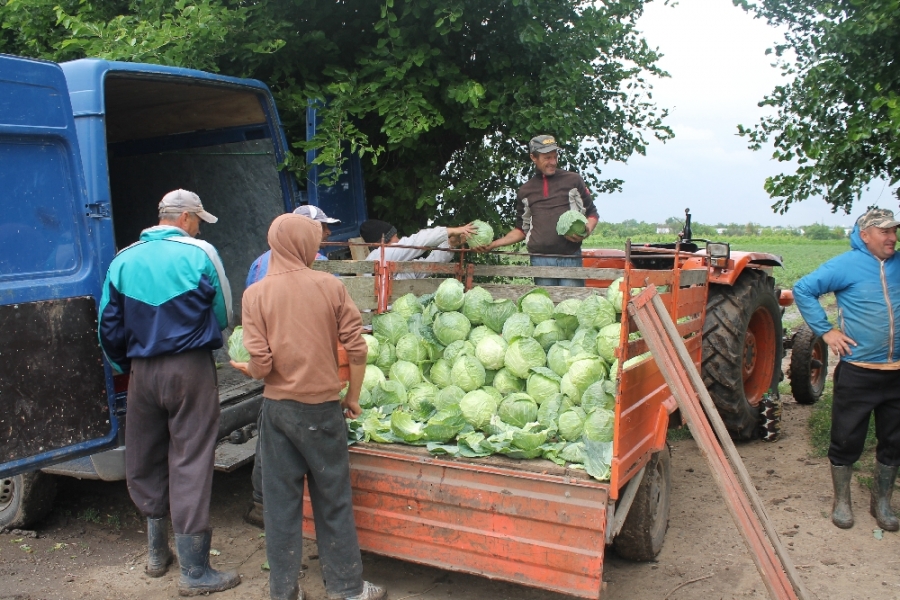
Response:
[702,270,783,440]
[613,445,671,561]
[788,324,827,405]
[0,472,57,530]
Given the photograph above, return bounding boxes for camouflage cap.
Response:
[857,208,900,230]
[529,134,559,154]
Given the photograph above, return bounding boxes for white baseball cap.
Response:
[158,189,218,223]
[294,205,341,224]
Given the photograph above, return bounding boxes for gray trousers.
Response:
[260,398,363,600]
[125,350,219,534]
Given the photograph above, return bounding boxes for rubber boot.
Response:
[870,461,899,532]
[831,464,855,529]
[175,530,241,596]
[244,500,264,529]
[145,517,174,577]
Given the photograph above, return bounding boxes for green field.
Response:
[583,235,849,289]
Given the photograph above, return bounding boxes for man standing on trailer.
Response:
[794,207,900,532]
[475,134,599,287]
[98,189,241,595]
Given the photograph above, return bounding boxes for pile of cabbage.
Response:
[348,276,636,481]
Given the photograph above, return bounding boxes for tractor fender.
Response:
[707,251,782,286]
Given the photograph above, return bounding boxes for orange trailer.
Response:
[310,243,710,598]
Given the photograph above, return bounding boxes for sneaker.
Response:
[333,581,386,600]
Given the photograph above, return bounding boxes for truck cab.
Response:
[0,54,366,528]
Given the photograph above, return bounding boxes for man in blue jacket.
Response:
[794,207,900,532]
[98,189,240,595]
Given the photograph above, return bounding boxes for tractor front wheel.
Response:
[612,445,672,561]
[702,270,783,440]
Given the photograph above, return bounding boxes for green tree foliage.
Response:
[735,0,900,215]
[0,0,671,232]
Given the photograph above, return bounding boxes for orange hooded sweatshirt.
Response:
[241,213,367,403]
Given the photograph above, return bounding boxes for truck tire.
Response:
[613,445,671,561]
[702,270,783,440]
[788,324,827,405]
[0,472,57,530]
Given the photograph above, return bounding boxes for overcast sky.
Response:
[593,0,893,227]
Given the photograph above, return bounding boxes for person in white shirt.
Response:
[359,219,474,279]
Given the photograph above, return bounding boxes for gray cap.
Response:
[858,208,900,230]
[294,204,341,224]
[158,189,218,223]
[529,134,559,154]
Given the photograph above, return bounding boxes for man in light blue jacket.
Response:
[794,207,900,532]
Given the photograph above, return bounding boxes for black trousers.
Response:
[125,350,219,534]
[260,398,364,600]
[830,362,900,467]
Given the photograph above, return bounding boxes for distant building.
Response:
[844,228,853,236]
[656,226,671,234]
[716,228,726,235]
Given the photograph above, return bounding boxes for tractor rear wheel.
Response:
[789,324,828,405]
[702,270,783,440]
[613,445,671,561]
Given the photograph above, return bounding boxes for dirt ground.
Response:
[3,379,900,600]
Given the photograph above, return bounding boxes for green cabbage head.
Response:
[556,210,588,237]
[475,333,508,371]
[389,360,421,389]
[596,323,622,363]
[498,393,538,428]
[504,337,547,379]
[434,278,465,312]
[467,325,492,347]
[607,277,625,312]
[362,334,380,365]
[363,364,386,391]
[451,354,486,392]
[547,341,574,377]
[392,293,422,320]
[492,368,525,395]
[459,389,499,430]
[375,342,397,376]
[423,407,467,442]
[482,299,517,333]
[467,220,495,248]
[533,319,564,351]
[526,367,561,405]
[552,299,582,337]
[371,379,407,407]
[373,312,408,345]
[581,381,615,413]
[433,311,471,346]
[395,333,429,364]
[227,326,250,363]
[568,354,607,393]
[558,407,587,441]
[583,408,615,443]
[518,289,555,324]
[390,411,425,443]
[434,385,466,410]
[576,294,616,329]
[443,340,475,363]
[501,313,535,342]
[427,358,453,388]
[461,286,493,325]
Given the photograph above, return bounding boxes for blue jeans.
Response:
[529,253,585,287]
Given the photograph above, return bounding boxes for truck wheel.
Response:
[613,445,671,561]
[702,270,783,440]
[788,324,827,405]
[0,472,57,530]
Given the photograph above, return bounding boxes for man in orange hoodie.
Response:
[231,214,385,600]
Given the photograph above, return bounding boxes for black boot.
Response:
[870,461,899,532]
[244,500,264,529]
[146,517,174,577]
[831,464,854,529]
[175,529,241,596]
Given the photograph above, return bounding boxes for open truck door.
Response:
[0,55,119,481]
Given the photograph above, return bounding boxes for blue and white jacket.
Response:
[98,226,232,373]
[794,225,900,365]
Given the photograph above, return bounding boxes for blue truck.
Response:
[0,54,366,528]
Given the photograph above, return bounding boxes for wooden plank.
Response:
[472,264,624,280]
[348,237,369,261]
[629,288,807,600]
[390,279,443,299]
[480,284,602,303]
[313,261,376,275]
[679,268,708,287]
[391,261,460,276]
[340,277,378,310]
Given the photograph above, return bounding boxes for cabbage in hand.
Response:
[556,210,589,237]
